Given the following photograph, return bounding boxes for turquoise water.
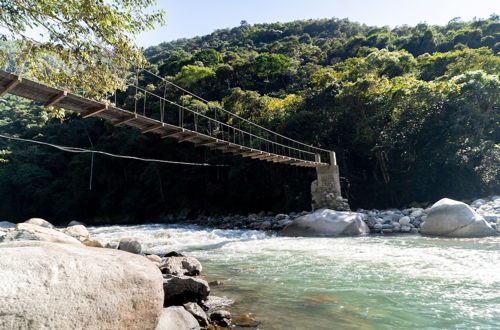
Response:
[89,225,500,329]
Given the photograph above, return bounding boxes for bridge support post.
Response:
[311,152,350,211]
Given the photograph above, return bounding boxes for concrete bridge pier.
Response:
[311,151,350,211]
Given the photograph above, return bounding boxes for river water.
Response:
[88,224,500,330]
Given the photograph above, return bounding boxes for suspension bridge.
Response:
[0,61,348,210]
[0,68,334,168]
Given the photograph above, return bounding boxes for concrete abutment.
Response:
[311,151,350,211]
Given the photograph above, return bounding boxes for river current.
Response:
[89,224,500,330]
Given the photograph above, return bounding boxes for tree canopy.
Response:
[0,0,165,97]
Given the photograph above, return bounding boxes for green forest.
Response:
[0,16,499,224]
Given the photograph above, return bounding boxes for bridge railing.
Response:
[117,67,332,164]
[1,46,333,165]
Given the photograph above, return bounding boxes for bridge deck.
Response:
[0,70,327,167]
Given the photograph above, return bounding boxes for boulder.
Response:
[399,216,410,226]
[24,218,54,228]
[155,306,200,330]
[201,296,234,314]
[82,238,104,248]
[235,313,261,327]
[0,241,163,330]
[281,209,369,237]
[159,256,202,276]
[62,225,90,240]
[183,302,209,326]
[67,220,86,226]
[147,254,163,264]
[0,221,15,229]
[210,310,232,327]
[421,198,498,238]
[118,237,142,254]
[105,241,119,249]
[0,223,81,245]
[163,275,210,306]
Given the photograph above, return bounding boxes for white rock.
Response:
[24,218,54,228]
[82,238,104,248]
[146,254,163,264]
[421,198,497,238]
[0,241,163,330]
[401,225,411,232]
[392,222,401,228]
[67,220,86,226]
[281,209,369,237]
[118,238,142,254]
[399,216,411,226]
[62,225,90,240]
[471,199,487,207]
[0,223,81,245]
[410,210,423,218]
[155,306,200,330]
[160,256,202,276]
[0,221,15,229]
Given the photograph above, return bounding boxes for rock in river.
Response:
[159,256,202,276]
[421,198,498,238]
[0,223,81,245]
[155,306,200,330]
[281,209,369,237]
[0,241,164,330]
[163,275,210,306]
[0,221,15,229]
[118,237,142,254]
[24,217,54,228]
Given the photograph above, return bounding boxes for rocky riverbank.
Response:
[0,220,242,329]
[184,196,500,235]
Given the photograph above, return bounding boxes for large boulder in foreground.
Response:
[0,223,81,245]
[421,198,498,238]
[281,209,369,237]
[0,241,164,330]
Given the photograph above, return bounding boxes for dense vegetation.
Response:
[0,16,499,224]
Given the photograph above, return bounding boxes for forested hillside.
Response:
[0,16,498,224]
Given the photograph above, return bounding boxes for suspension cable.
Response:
[0,134,227,167]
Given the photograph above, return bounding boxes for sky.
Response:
[137,0,499,47]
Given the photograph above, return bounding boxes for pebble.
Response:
[399,216,410,226]
[181,195,499,237]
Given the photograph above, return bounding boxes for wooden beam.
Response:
[222,146,242,154]
[141,123,164,133]
[83,103,108,118]
[0,77,22,97]
[177,133,199,143]
[161,129,183,139]
[209,142,230,151]
[231,148,248,155]
[45,91,67,107]
[252,153,272,160]
[242,151,262,157]
[113,114,137,126]
[195,139,217,147]
[273,156,291,163]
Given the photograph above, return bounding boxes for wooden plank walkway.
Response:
[0,70,327,167]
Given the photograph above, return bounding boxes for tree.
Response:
[252,53,292,79]
[0,0,165,98]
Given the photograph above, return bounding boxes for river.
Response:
[89,224,500,330]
